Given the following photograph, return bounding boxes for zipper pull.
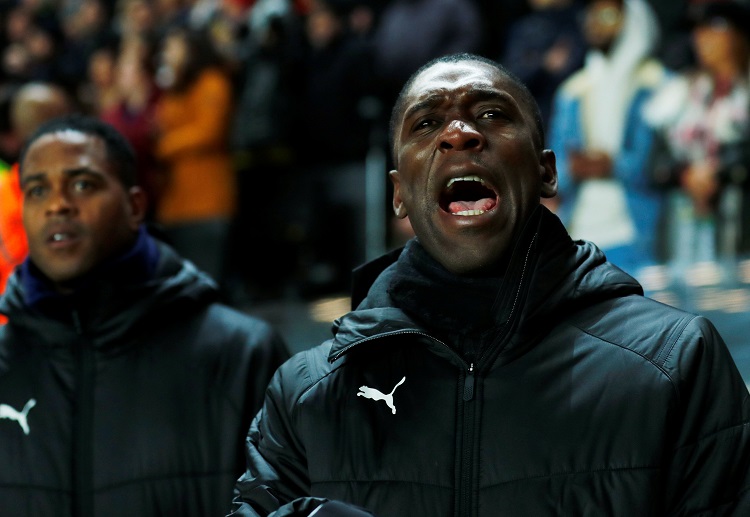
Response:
[463,363,475,401]
[72,310,83,335]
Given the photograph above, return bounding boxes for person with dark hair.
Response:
[370,0,483,109]
[228,53,750,517]
[0,115,289,517]
[18,114,140,186]
[153,26,236,284]
[100,36,162,222]
[644,0,750,267]
[499,0,587,132]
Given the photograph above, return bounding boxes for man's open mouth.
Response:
[47,232,77,244]
[439,175,498,216]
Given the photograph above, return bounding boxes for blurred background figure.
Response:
[370,0,483,111]
[57,0,117,93]
[81,43,119,115]
[500,0,587,132]
[645,0,750,272]
[101,36,161,221]
[224,0,300,302]
[285,0,374,296]
[549,0,667,275]
[153,26,235,285]
[1,2,61,85]
[115,0,159,42]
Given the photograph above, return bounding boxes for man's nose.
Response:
[439,119,484,152]
[45,188,74,216]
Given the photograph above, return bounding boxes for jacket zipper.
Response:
[333,228,536,516]
[72,310,95,517]
[331,331,481,515]
[463,363,475,401]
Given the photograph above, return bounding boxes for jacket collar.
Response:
[330,206,643,365]
[0,233,219,347]
[19,226,159,310]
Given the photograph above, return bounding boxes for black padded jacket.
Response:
[229,207,750,517]
[0,239,288,517]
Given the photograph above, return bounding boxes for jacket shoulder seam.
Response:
[570,322,678,396]
[655,313,696,366]
[292,343,339,406]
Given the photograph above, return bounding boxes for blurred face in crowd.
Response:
[122,0,156,35]
[157,31,188,88]
[389,59,557,275]
[306,1,342,49]
[11,84,73,142]
[20,131,145,291]
[583,0,624,52]
[88,48,116,90]
[6,7,33,43]
[529,0,572,10]
[693,17,750,76]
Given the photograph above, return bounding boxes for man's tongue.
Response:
[448,198,495,214]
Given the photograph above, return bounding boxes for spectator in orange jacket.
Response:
[154,27,236,285]
[0,162,25,295]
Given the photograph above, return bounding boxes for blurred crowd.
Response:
[0,0,749,304]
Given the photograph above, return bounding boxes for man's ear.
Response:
[389,170,408,219]
[127,186,148,230]
[539,149,558,199]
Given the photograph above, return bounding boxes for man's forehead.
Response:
[22,131,107,176]
[413,60,500,87]
[32,129,97,148]
[25,130,105,160]
[400,61,529,121]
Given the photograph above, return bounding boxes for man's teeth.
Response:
[453,209,485,216]
[52,233,69,242]
[446,175,484,188]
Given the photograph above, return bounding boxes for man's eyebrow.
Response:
[64,167,104,179]
[20,167,104,188]
[20,173,46,188]
[403,95,445,122]
[466,88,517,106]
[403,88,518,122]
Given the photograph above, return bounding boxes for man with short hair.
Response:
[228,54,750,516]
[0,115,289,516]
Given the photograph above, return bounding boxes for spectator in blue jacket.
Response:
[549,0,667,274]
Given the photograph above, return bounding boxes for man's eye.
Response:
[414,119,437,131]
[73,179,95,192]
[24,185,46,199]
[480,109,504,120]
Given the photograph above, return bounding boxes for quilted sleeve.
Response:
[662,316,750,516]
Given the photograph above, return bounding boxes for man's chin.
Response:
[433,250,507,277]
[38,263,88,292]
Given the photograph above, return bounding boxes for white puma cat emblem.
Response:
[357,377,406,414]
[0,398,37,435]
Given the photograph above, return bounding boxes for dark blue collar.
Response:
[21,226,160,308]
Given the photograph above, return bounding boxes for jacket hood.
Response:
[331,206,643,365]
[0,236,219,348]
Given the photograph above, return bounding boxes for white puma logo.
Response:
[0,398,36,435]
[357,377,406,414]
